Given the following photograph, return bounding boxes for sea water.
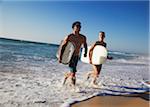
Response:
[0,38,149,107]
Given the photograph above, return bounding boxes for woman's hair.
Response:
[99,31,105,37]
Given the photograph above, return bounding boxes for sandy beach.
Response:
[72,92,149,107]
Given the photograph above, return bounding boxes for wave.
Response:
[0,37,149,66]
[109,55,149,65]
[109,51,137,57]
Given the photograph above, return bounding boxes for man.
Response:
[59,21,87,87]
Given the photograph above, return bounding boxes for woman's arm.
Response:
[105,43,113,60]
[89,43,96,64]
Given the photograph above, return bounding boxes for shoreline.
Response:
[71,92,150,107]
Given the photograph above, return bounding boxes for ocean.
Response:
[0,38,149,107]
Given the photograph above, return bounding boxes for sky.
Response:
[0,0,149,54]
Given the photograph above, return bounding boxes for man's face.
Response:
[73,25,81,32]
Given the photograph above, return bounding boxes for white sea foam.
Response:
[0,56,149,107]
[0,38,149,107]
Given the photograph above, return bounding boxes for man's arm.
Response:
[83,36,87,57]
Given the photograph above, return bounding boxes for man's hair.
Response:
[99,31,105,34]
[72,21,81,28]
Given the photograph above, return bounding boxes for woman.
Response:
[87,31,112,88]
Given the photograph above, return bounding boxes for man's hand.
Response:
[84,53,87,57]
[89,60,92,64]
[58,57,62,63]
[59,60,62,63]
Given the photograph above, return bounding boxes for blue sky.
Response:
[0,1,149,54]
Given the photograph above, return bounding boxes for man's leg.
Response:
[70,72,76,86]
[62,72,70,85]
[62,68,76,86]
[68,56,78,86]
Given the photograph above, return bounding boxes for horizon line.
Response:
[0,37,59,46]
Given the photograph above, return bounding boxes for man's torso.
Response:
[68,34,85,55]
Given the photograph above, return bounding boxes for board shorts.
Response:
[69,55,79,73]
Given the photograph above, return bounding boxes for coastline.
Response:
[71,92,149,107]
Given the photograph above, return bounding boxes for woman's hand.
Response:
[107,56,113,60]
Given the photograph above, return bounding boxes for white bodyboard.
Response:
[81,45,107,65]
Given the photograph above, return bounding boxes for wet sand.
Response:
[72,92,150,107]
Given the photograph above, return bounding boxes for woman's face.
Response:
[99,32,105,41]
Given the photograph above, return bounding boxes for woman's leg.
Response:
[91,65,102,85]
[86,65,98,81]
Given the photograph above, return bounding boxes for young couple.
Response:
[58,21,112,88]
